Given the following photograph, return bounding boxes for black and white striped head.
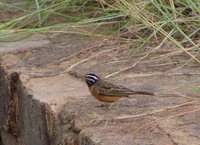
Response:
[85,73,100,87]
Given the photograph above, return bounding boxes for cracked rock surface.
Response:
[0,33,200,145]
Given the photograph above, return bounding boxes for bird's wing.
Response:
[97,80,134,97]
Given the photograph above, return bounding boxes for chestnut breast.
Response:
[89,84,121,103]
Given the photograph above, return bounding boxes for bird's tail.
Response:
[131,90,154,95]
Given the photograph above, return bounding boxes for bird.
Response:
[85,73,154,103]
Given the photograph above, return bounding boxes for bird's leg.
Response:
[96,103,116,109]
[98,103,115,109]
[108,103,115,109]
[98,103,114,109]
[96,103,109,108]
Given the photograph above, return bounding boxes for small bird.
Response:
[85,73,154,103]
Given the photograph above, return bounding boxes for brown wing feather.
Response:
[97,80,154,97]
[97,80,134,97]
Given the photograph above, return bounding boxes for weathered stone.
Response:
[0,33,200,145]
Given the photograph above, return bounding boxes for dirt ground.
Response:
[0,30,200,145]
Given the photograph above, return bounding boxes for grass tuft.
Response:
[0,0,199,61]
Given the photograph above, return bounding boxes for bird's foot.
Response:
[96,103,114,109]
[96,103,109,108]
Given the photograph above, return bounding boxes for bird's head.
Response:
[85,73,100,87]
